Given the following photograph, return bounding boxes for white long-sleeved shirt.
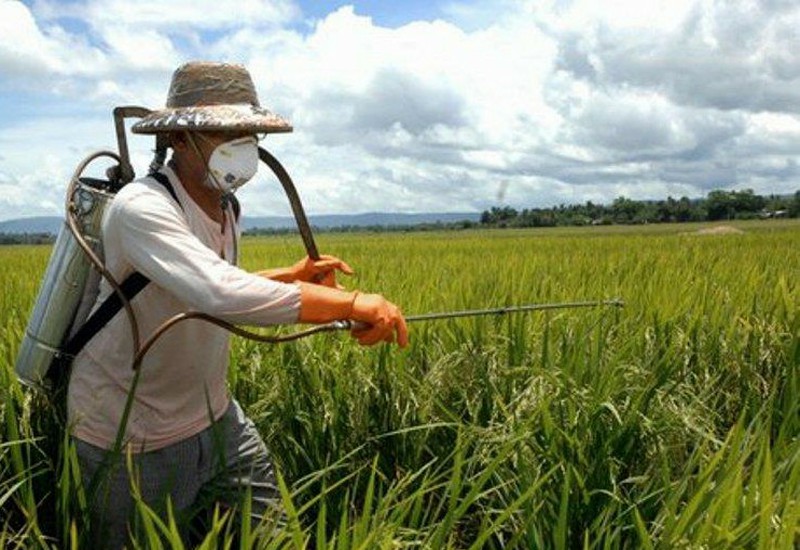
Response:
[67,165,301,451]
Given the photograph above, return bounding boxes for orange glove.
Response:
[350,292,409,347]
[297,283,408,348]
[259,255,354,288]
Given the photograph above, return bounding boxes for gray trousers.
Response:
[75,399,281,549]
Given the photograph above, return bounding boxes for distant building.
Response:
[759,209,788,219]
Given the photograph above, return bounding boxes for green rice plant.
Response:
[1,219,798,547]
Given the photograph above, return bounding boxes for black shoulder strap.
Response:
[62,272,150,357]
[150,171,181,206]
[61,172,185,359]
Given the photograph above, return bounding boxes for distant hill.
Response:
[243,212,480,231]
[0,212,480,235]
[0,217,64,235]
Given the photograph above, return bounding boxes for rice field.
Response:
[1,219,798,548]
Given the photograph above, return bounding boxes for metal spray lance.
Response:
[130,146,625,364]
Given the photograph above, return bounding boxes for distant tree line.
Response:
[479,189,800,228]
[243,220,479,237]
[3,189,797,245]
[0,232,56,245]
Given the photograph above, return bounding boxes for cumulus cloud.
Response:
[0,2,107,81]
[0,0,798,222]
[32,0,299,30]
[304,68,468,150]
[553,1,800,114]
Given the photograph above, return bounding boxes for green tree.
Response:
[611,197,642,224]
[706,190,735,220]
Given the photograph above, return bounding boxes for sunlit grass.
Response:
[1,219,798,548]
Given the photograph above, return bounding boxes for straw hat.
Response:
[132,61,292,135]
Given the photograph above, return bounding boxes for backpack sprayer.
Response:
[14,141,123,390]
[13,105,326,389]
[15,106,624,390]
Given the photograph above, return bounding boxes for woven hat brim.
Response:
[131,104,292,134]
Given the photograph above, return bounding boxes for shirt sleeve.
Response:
[108,185,301,326]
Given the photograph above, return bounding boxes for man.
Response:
[67,61,407,548]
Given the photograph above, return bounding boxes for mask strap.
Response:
[187,133,226,195]
[186,133,239,262]
[220,191,236,210]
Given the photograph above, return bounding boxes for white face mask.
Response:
[204,136,259,192]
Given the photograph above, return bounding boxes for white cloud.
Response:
[33,0,300,30]
[555,0,696,32]
[0,1,108,79]
[95,26,180,72]
[553,0,800,114]
[0,0,798,223]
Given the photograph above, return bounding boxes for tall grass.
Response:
[1,219,798,547]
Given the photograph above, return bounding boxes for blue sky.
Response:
[297,0,450,28]
[1,0,799,222]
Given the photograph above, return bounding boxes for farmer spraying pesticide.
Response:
[17,61,407,548]
[15,59,622,548]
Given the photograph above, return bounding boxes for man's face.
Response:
[189,131,261,192]
[171,130,261,190]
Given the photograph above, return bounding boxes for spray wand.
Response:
[131,300,624,369]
